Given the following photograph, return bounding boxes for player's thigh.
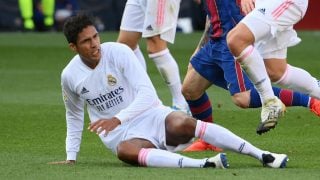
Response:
[189,43,227,90]
[165,111,195,146]
[117,30,142,49]
[182,63,212,100]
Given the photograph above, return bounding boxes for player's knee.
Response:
[166,112,195,138]
[117,143,131,160]
[181,85,202,100]
[232,92,250,108]
[117,142,138,165]
[226,28,239,51]
[117,40,136,50]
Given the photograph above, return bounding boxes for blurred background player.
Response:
[117,0,189,113]
[227,0,320,134]
[182,0,320,151]
[54,0,79,31]
[18,0,55,31]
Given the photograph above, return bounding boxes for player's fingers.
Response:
[88,120,102,131]
[96,126,105,135]
[248,2,255,12]
[241,4,249,15]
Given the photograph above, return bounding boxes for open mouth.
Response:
[92,49,100,56]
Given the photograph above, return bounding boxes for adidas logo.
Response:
[258,8,266,15]
[146,25,153,31]
[81,87,89,94]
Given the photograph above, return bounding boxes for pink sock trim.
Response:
[274,64,289,84]
[138,148,151,166]
[235,45,254,60]
[197,121,208,139]
[148,48,169,58]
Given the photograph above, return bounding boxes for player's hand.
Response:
[88,117,121,136]
[47,160,76,165]
[241,0,255,15]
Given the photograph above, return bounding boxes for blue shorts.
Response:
[190,39,254,95]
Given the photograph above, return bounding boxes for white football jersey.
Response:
[61,42,162,160]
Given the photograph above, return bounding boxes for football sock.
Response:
[42,0,55,27]
[187,92,213,123]
[275,64,320,99]
[133,46,147,70]
[149,49,187,107]
[249,87,310,108]
[18,0,34,30]
[138,148,207,168]
[195,120,264,160]
[236,45,274,103]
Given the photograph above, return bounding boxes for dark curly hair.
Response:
[63,13,95,44]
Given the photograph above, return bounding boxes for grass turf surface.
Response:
[0,31,320,179]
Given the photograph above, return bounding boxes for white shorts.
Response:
[120,0,181,43]
[99,105,190,154]
[241,0,308,59]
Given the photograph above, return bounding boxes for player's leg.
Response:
[227,11,287,134]
[18,0,34,30]
[194,120,288,168]
[182,63,213,122]
[184,40,231,123]
[140,0,188,111]
[165,112,288,168]
[230,64,320,116]
[117,1,146,69]
[146,35,188,112]
[117,138,227,168]
[41,0,55,28]
[181,63,223,152]
[265,59,320,100]
[117,30,145,69]
[116,110,227,168]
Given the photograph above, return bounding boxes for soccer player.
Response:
[227,0,320,134]
[49,14,288,169]
[181,0,320,151]
[117,0,189,113]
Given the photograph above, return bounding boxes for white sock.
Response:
[133,46,147,70]
[138,148,207,168]
[236,45,275,103]
[195,120,264,160]
[149,49,187,107]
[275,64,320,99]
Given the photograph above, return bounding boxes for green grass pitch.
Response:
[0,31,320,180]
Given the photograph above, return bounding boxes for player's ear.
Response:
[69,43,77,52]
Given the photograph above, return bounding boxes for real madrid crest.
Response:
[107,74,117,86]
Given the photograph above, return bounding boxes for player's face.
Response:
[72,25,101,68]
